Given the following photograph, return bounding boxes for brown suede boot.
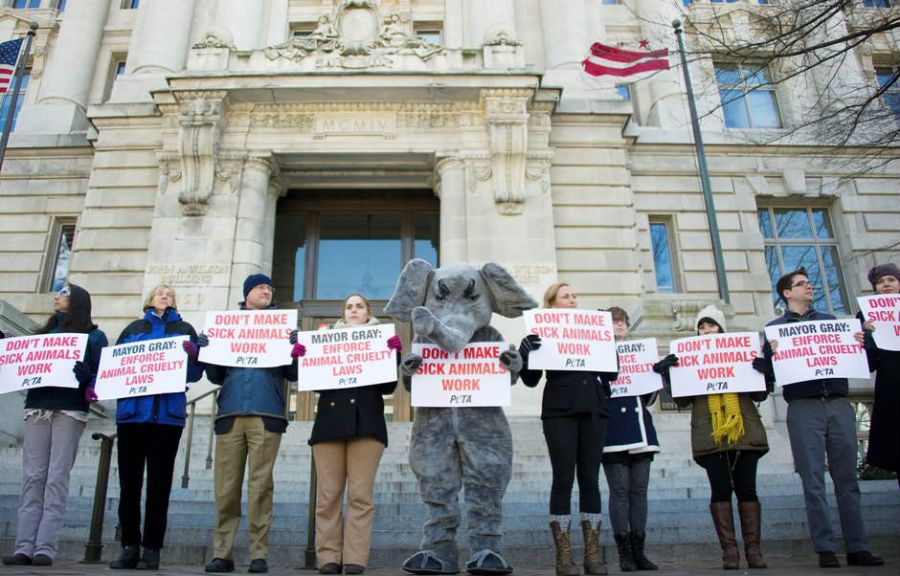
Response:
[710,502,740,570]
[580,520,608,575]
[738,501,767,569]
[550,521,580,576]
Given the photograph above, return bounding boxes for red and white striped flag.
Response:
[582,41,669,80]
[0,38,24,94]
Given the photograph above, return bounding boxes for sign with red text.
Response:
[94,336,189,401]
[610,338,663,398]
[522,309,616,372]
[411,342,512,407]
[764,319,869,385]
[857,294,900,351]
[668,332,765,397]
[199,309,297,368]
[0,333,88,395]
[297,324,397,391]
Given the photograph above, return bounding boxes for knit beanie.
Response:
[695,304,727,333]
[243,273,273,299]
[867,263,900,290]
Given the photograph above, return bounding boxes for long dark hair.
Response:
[37,283,98,334]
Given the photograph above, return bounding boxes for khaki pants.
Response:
[313,437,385,567]
[213,416,282,561]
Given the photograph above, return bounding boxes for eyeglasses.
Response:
[791,280,814,289]
[57,287,71,298]
[613,319,629,326]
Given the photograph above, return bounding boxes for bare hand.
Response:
[769,339,779,354]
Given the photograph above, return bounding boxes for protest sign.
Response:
[0,333,88,395]
[857,294,900,352]
[199,309,298,368]
[411,342,512,407]
[764,318,869,385]
[610,338,663,398]
[94,336,189,401]
[522,309,616,372]
[297,324,397,391]
[668,332,765,397]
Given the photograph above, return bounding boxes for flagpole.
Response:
[0,21,39,174]
[673,19,730,304]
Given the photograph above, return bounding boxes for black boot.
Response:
[110,545,140,569]
[136,548,160,571]
[614,533,636,572]
[629,531,658,571]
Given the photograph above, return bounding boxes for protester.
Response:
[518,283,616,576]
[653,305,770,570]
[297,294,401,575]
[763,268,883,568]
[602,307,659,572]
[2,284,107,567]
[108,285,204,570]
[201,274,298,574]
[860,263,900,489]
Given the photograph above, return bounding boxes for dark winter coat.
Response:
[603,394,660,454]
[859,311,900,472]
[521,361,615,419]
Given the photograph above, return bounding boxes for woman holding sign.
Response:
[3,284,107,567]
[652,305,770,570]
[518,283,616,576]
[299,294,401,575]
[107,285,204,571]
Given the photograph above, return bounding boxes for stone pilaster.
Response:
[634,0,689,128]
[435,156,467,265]
[213,0,265,51]
[539,0,587,80]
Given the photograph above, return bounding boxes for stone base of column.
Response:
[109,74,170,104]
[14,104,92,135]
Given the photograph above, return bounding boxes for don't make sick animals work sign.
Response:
[297,324,398,391]
[94,336,189,401]
[667,332,765,397]
[522,309,617,372]
[200,309,298,368]
[0,333,89,395]
[857,294,900,352]
[411,342,512,407]
[764,318,869,386]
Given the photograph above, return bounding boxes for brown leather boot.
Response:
[710,502,740,570]
[550,521,580,576]
[580,520,608,575]
[738,501,767,569]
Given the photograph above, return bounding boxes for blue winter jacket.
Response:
[114,308,204,427]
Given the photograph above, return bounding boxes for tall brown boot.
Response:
[738,501,767,569]
[550,521,580,576]
[580,520,608,575]
[710,502,740,570]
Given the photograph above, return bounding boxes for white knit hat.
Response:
[695,304,727,333]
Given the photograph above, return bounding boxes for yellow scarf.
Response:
[708,393,744,445]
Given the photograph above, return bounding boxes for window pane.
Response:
[774,208,812,239]
[57,0,66,9]
[51,224,76,293]
[747,90,781,128]
[414,213,439,267]
[764,246,781,306]
[13,0,26,8]
[821,246,848,314]
[650,222,676,293]
[811,209,834,239]
[616,84,631,100]
[29,0,41,7]
[316,214,402,300]
[721,89,750,128]
[742,66,771,86]
[715,65,741,86]
[757,209,774,239]
[883,93,900,117]
[781,245,826,311]
[874,67,896,88]
[0,72,29,133]
[272,214,306,302]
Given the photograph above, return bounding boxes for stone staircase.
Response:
[0,413,897,569]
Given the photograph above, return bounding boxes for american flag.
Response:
[0,38,24,94]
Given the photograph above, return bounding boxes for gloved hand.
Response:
[401,353,423,376]
[499,345,523,373]
[289,329,299,345]
[652,354,679,374]
[291,342,306,359]
[387,335,403,353]
[751,356,773,376]
[183,340,199,362]
[84,386,98,404]
[862,328,877,351]
[196,333,210,347]
[73,361,93,386]
[518,334,542,357]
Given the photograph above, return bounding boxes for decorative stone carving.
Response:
[175,91,227,217]
[671,301,707,332]
[525,152,553,195]
[248,101,465,131]
[483,89,532,215]
[192,27,236,50]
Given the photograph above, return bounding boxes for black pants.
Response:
[117,423,183,549]
[696,450,761,504]
[543,413,607,515]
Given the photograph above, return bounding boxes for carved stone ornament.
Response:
[192,27,236,50]
[176,92,227,217]
[483,90,532,215]
[671,301,707,332]
[263,0,444,69]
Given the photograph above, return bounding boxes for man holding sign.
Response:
[763,268,883,568]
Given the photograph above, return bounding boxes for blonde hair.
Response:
[543,283,570,308]
[143,284,177,311]
[341,293,372,323]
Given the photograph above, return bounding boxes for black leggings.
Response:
[543,413,607,515]
[696,450,761,504]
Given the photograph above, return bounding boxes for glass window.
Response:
[863,0,891,7]
[757,206,848,314]
[616,84,631,100]
[122,0,139,9]
[875,66,900,121]
[116,61,126,75]
[414,213,439,267]
[0,72,29,132]
[715,62,782,129]
[601,0,620,4]
[272,214,307,302]
[49,223,76,293]
[13,0,42,8]
[415,29,442,44]
[56,0,66,9]
[650,221,677,293]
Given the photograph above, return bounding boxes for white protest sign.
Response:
[411,342,511,407]
[668,332,765,397]
[199,309,298,368]
[0,333,89,395]
[857,294,900,352]
[297,324,397,391]
[610,338,663,398]
[764,318,869,386]
[522,309,617,372]
[94,336,189,401]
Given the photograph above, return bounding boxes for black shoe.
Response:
[818,551,840,568]
[136,549,160,571]
[206,558,235,573]
[2,554,31,566]
[344,564,365,575]
[847,551,884,566]
[110,545,141,569]
[248,559,268,573]
[31,555,53,566]
[319,563,342,575]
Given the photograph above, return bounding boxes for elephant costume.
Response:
[384,259,538,575]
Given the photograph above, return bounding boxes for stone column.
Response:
[229,157,279,304]
[214,0,265,51]
[435,157,467,266]
[465,0,516,48]
[539,0,587,71]
[110,0,197,102]
[635,0,688,128]
[15,0,109,134]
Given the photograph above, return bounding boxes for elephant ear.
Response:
[479,262,539,318]
[384,258,434,322]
